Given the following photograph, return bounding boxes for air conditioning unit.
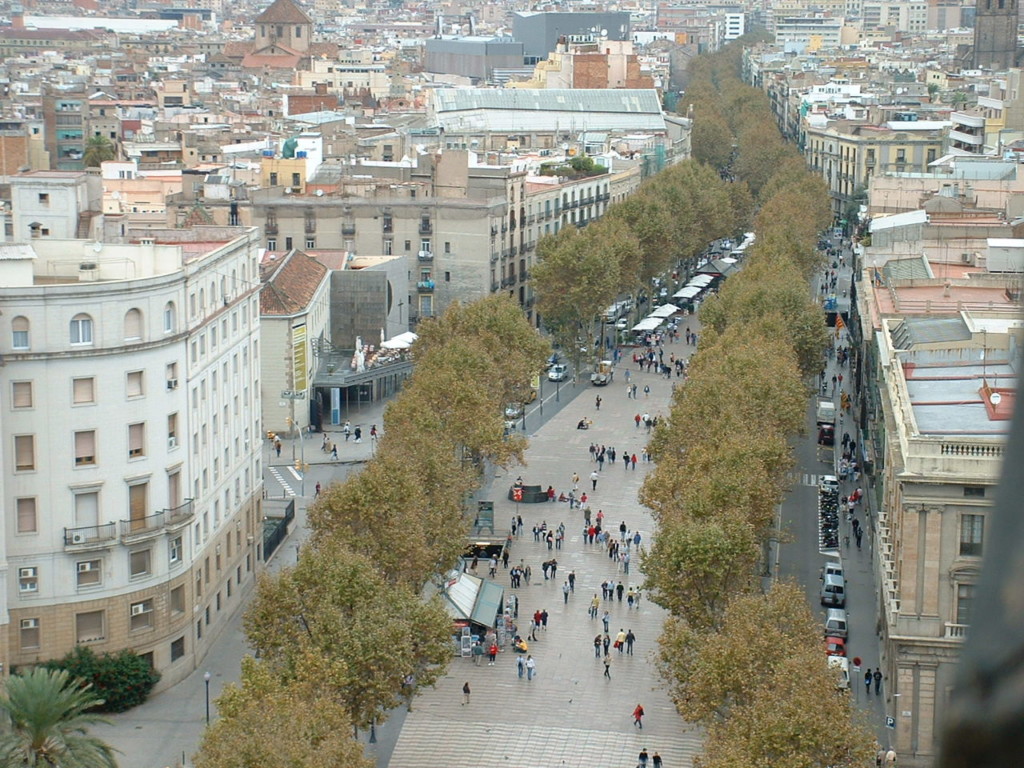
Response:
[19,567,36,579]
[77,561,95,573]
[71,532,87,545]
[131,603,148,617]
[20,619,38,630]
[166,378,178,390]
[168,436,178,449]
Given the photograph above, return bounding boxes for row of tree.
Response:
[195,296,549,768]
[637,40,876,766]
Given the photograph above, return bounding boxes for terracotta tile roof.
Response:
[222,41,254,59]
[260,249,329,316]
[242,50,303,69]
[255,0,312,25]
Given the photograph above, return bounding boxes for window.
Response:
[12,381,32,409]
[306,238,316,249]
[70,377,95,405]
[169,535,182,565]
[130,599,154,631]
[18,566,38,593]
[76,559,101,588]
[956,582,975,626]
[20,618,40,650]
[168,413,179,448]
[170,635,186,661]
[11,316,29,349]
[126,370,144,398]
[14,435,34,471]
[166,362,179,390]
[38,193,49,204]
[16,498,36,533]
[74,491,99,527]
[70,314,93,345]
[164,302,176,333]
[267,238,276,251]
[124,308,142,341]
[74,430,96,467]
[129,549,151,578]
[76,610,104,643]
[128,423,145,458]
[964,486,986,498]
[128,483,148,531]
[960,514,984,556]
[171,586,185,614]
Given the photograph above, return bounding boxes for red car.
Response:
[825,636,847,657]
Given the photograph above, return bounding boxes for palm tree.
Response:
[82,135,116,168]
[0,667,118,768]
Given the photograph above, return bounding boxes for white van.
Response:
[820,573,846,607]
[824,561,844,580]
[828,656,850,689]
[824,608,848,638]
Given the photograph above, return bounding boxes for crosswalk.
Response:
[791,472,827,488]
[268,466,296,497]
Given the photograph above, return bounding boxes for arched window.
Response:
[199,288,205,313]
[70,313,93,345]
[11,316,29,349]
[163,302,176,333]
[124,308,142,341]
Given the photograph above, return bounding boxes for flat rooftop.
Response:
[905,360,1017,437]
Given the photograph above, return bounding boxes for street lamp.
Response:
[204,671,211,725]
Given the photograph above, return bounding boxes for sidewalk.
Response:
[385,333,704,768]
[92,401,391,768]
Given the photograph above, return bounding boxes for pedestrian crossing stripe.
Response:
[788,472,824,487]
[269,466,296,497]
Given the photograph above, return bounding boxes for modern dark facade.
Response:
[512,11,631,61]
[424,36,526,83]
[973,0,1019,70]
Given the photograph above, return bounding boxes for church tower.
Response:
[973,0,1018,70]
[254,0,312,54]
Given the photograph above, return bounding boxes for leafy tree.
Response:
[698,654,876,768]
[641,515,760,630]
[41,646,161,714]
[0,667,117,768]
[690,110,734,169]
[243,542,453,730]
[194,656,372,768]
[83,135,116,168]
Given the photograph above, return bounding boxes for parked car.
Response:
[828,656,850,690]
[825,636,847,657]
[548,364,568,382]
[820,573,846,608]
[615,318,629,330]
[824,608,848,638]
[504,402,524,419]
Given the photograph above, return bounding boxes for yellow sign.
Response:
[292,324,307,392]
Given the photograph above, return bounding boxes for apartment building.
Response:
[0,222,264,689]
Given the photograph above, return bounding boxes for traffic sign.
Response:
[886,716,896,729]
[280,390,307,399]
[512,487,523,503]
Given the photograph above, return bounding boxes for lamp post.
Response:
[204,671,211,725]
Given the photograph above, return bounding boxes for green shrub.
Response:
[42,646,160,713]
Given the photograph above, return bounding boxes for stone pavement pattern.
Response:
[389,340,704,768]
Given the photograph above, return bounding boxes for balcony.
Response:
[418,250,434,261]
[64,523,117,549]
[419,221,433,235]
[120,511,165,542]
[416,280,435,292]
[264,222,278,235]
[304,219,317,234]
[164,498,195,529]
[342,224,356,235]
[944,622,968,639]
[491,281,500,292]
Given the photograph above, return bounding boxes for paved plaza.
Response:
[389,338,703,768]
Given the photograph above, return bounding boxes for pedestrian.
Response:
[638,748,649,767]
[590,594,600,618]
[525,655,536,681]
[635,413,641,429]
[274,438,282,457]
[572,472,580,491]
[488,642,498,665]
[631,453,638,470]
[626,629,635,655]
[591,470,598,491]
[603,653,612,679]
[634,531,642,548]
[354,426,362,442]
[643,384,650,397]
[563,581,570,604]
[652,752,663,768]
[864,668,873,695]
[633,703,645,729]
[370,424,378,440]
[595,395,602,410]
[472,641,483,665]
[602,610,610,633]
[885,748,897,766]
[314,481,321,497]
[603,633,611,655]
[462,681,471,705]
[331,443,338,460]
[541,609,549,630]
[616,582,625,601]
[343,420,351,441]
[616,629,627,653]
[594,634,603,658]
[516,654,525,678]
[874,669,882,695]
[568,570,576,592]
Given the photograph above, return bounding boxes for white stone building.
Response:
[0,227,264,688]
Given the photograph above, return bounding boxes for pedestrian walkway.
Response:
[92,401,391,768]
[387,329,704,768]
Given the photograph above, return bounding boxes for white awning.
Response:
[631,317,664,332]
[649,303,680,318]
[673,286,702,299]
[688,274,715,287]
[381,331,419,349]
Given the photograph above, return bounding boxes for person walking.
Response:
[568,570,576,592]
[472,641,483,665]
[603,633,611,655]
[462,681,471,706]
[516,654,525,679]
[626,629,636,655]
[633,703,645,729]
[488,642,499,665]
[616,582,625,602]
[591,470,599,491]
[590,594,600,618]
[864,669,873,695]
[594,634,603,658]
[631,453,638,470]
[525,655,536,681]
[638,748,649,767]
[603,653,612,679]
[616,629,627,654]
[595,395,602,410]
[562,581,570,604]
[602,610,610,633]
[874,669,883,695]
[652,752,663,768]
